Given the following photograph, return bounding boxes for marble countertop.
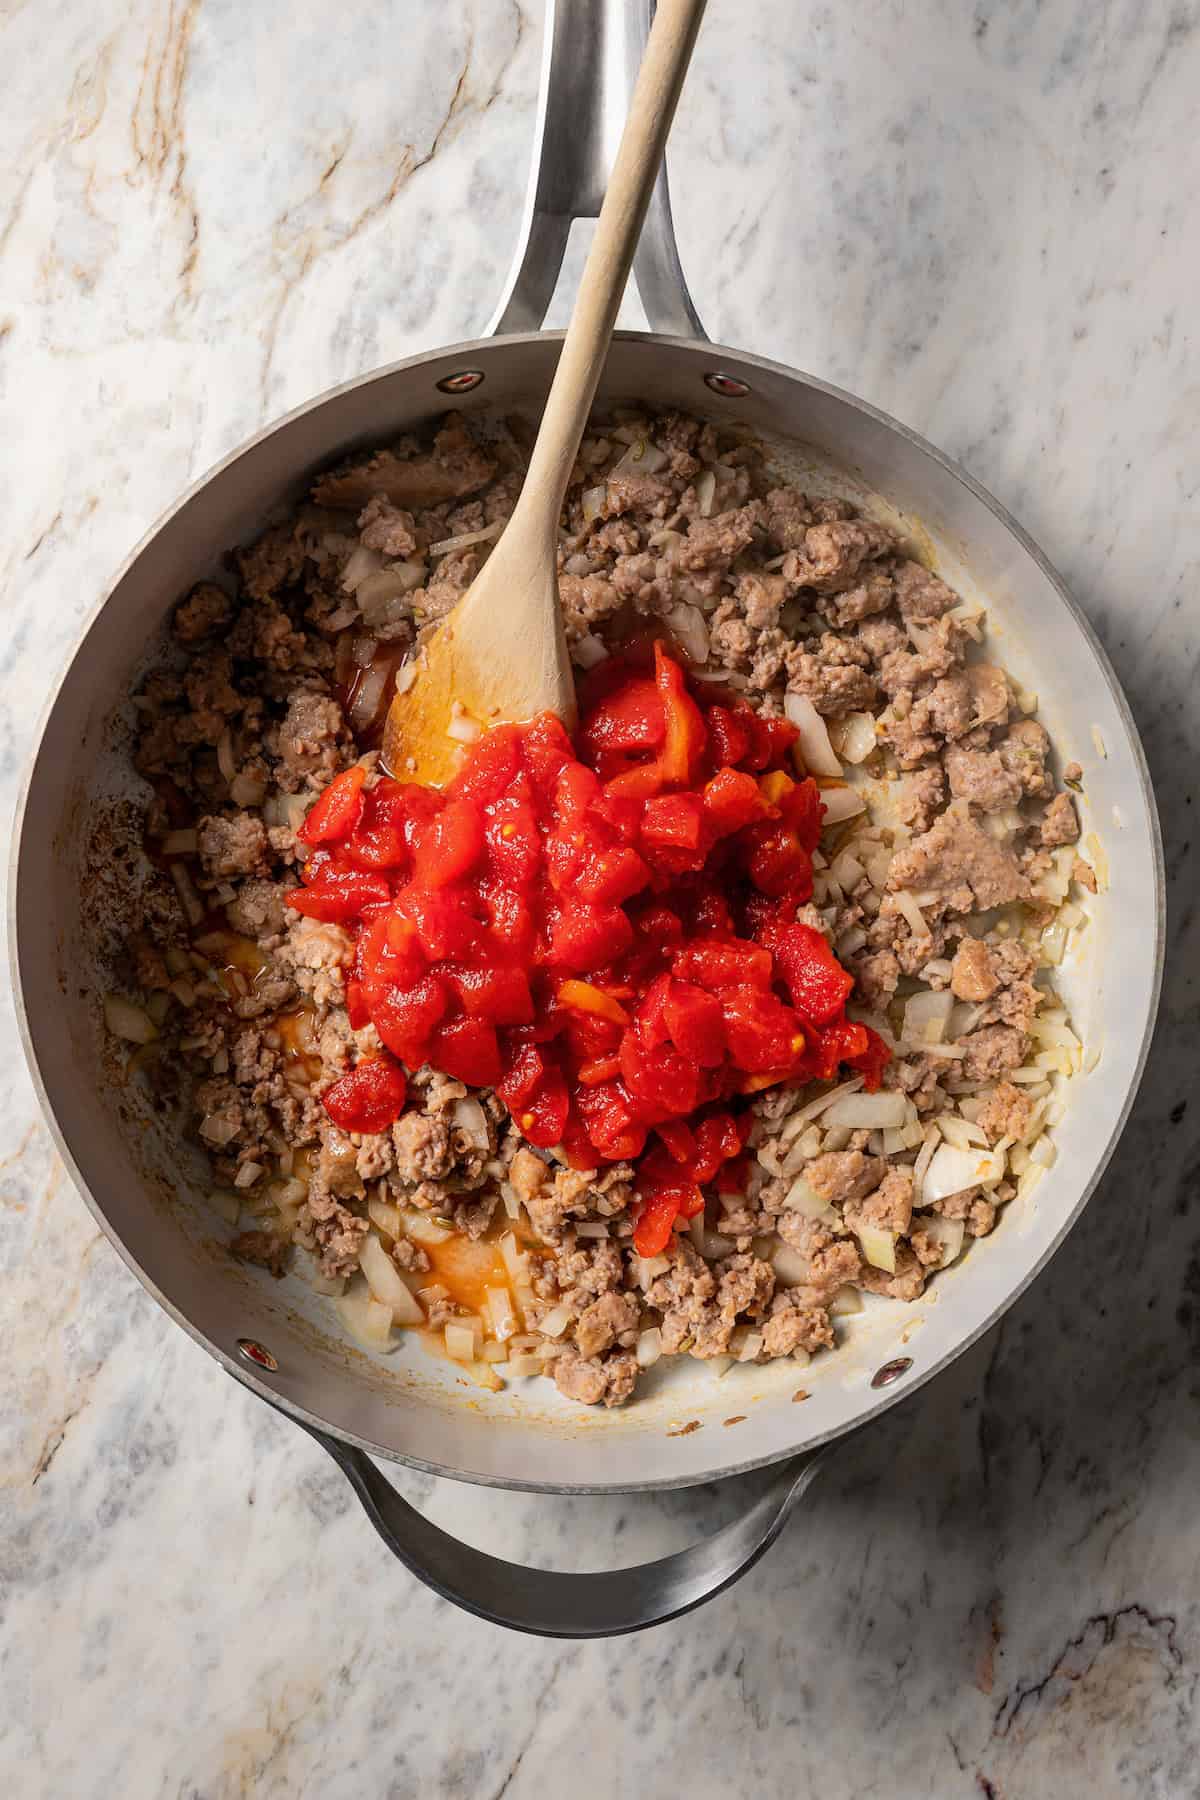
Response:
[2,0,1198,1793]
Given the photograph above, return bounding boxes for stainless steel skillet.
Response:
[9,0,1164,1636]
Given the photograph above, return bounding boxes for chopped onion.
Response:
[822,1092,908,1130]
[839,712,879,764]
[785,693,842,778]
[892,890,930,938]
[735,1330,764,1362]
[357,565,426,626]
[612,438,668,476]
[668,601,709,663]
[919,1213,966,1266]
[341,545,384,592]
[828,1284,864,1317]
[793,1076,865,1125]
[1031,1135,1058,1169]
[581,485,607,525]
[923,1142,1005,1203]
[392,659,417,696]
[359,1233,425,1324]
[427,521,504,557]
[104,994,158,1044]
[452,1096,490,1149]
[348,661,390,736]
[572,632,609,670]
[323,605,359,632]
[539,1304,572,1339]
[902,989,954,1044]
[337,1278,395,1350]
[367,1197,403,1241]
[485,1286,519,1342]
[636,1327,663,1368]
[499,1233,530,1283]
[216,729,237,784]
[694,469,717,517]
[855,1224,896,1273]
[935,1113,988,1150]
[234,1161,263,1189]
[771,1244,811,1287]
[818,784,866,825]
[199,1111,239,1148]
[506,1352,543,1378]
[170,860,204,927]
[444,1322,478,1363]
[402,1209,451,1247]
[783,1176,838,1225]
[447,702,482,744]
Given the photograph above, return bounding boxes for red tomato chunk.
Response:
[288,648,888,1249]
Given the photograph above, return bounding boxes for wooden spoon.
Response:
[382,0,708,785]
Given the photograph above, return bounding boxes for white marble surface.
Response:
[2,0,1198,1793]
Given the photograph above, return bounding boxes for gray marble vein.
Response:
[1,0,1198,1794]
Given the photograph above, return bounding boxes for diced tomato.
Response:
[370,974,449,1066]
[641,791,705,852]
[549,903,634,974]
[656,1118,697,1164]
[322,1057,408,1133]
[576,845,651,906]
[496,1042,548,1110]
[844,1021,891,1092]
[445,962,534,1026]
[653,641,706,786]
[286,861,391,924]
[342,778,411,870]
[702,765,767,835]
[741,711,799,772]
[484,798,542,888]
[356,910,427,1002]
[715,1153,748,1195]
[619,1031,701,1122]
[765,920,855,1024]
[556,979,630,1026]
[554,760,601,824]
[673,937,774,990]
[449,724,522,805]
[520,712,575,795]
[429,1015,502,1088]
[298,764,366,846]
[412,797,485,888]
[395,883,481,960]
[662,980,726,1067]
[515,1068,570,1147]
[576,1080,648,1162]
[691,1112,744,1183]
[720,985,805,1074]
[345,977,370,1031]
[579,674,665,776]
[704,704,753,769]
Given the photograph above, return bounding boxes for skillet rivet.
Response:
[704,371,750,398]
[871,1357,913,1390]
[436,369,485,394]
[237,1337,279,1373]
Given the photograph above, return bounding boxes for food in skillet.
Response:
[106,409,1096,1405]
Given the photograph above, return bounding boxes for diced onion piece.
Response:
[230,771,267,808]
[735,1329,764,1362]
[337,1277,395,1349]
[581,485,607,525]
[427,520,504,557]
[234,1161,263,1189]
[447,702,482,744]
[499,1232,530,1283]
[1031,1135,1058,1169]
[923,1142,1006,1203]
[782,1176,838,1225]
[636,1327,663,1368]
[855,1224,896,1273]
[485,1286,519,1343]
[401,1209,451,1247]
[830,850,865,891]
[839,711,879,765]
[539,1304,572,1340]
[104,994,158,1044]
[771,1244,811,1286]
[785,692,843,778]
[507,1353,544,1378]
[612,438,668,476]
[695,469,717,517]
[216,729,237,783]
[348,661,390,736]
[902,989,954,1045]
[323,605,359,632]
[822,1092,908,1130]
[351,633,379,669]
[359,1233,425,1324]
[444,1322,478,1363]
[668,601,709,664]
[452,1096,490,1149]
[170,861,204,927]
[828,1284,864,1316]
[919,1214,966,1267]
[817,783,866,825]
[341,545,385,592]
[572,632,609,669]
[892,890,930,938]
[792,1076,865,1126]
[367,1197,403,1241]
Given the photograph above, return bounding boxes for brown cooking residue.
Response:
[723,1415,746,1427]
[792,1389,810,1403]
[666,1420,702,1438]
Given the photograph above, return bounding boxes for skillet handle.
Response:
[487,0,707,340]
[280,1404,829,1638]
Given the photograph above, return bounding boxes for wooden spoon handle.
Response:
[517,0,708,530]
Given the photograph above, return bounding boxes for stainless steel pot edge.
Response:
[8,320,1166,1495]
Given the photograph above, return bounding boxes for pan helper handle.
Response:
[488,0,708,340]
[272,1399,833,1639]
